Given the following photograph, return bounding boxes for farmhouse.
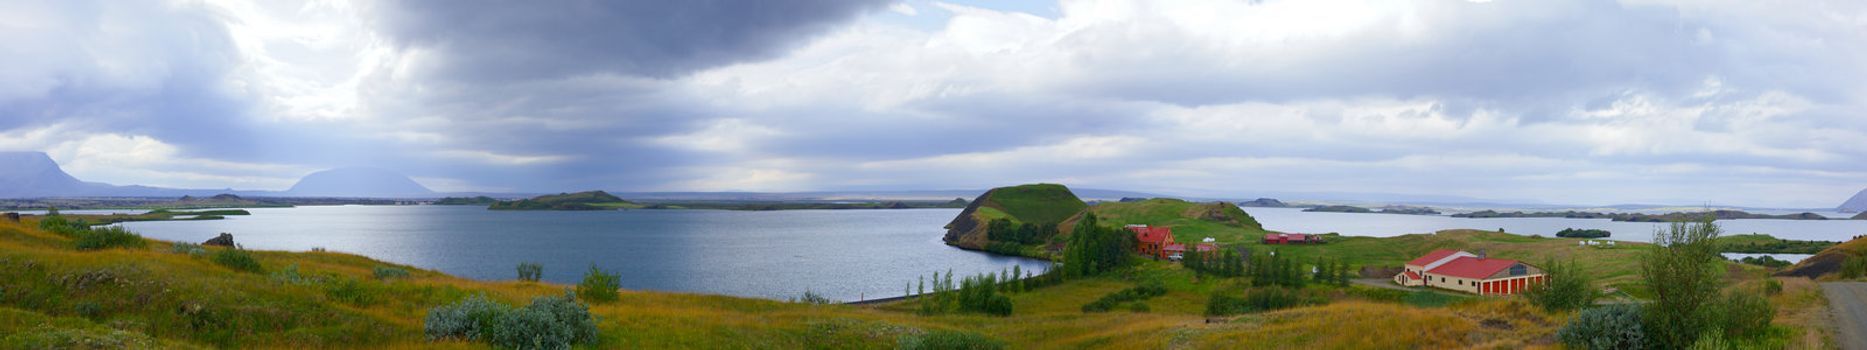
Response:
[1262,233,1324,245]
[1127,225,1177,260]
[1392,249,1546,295]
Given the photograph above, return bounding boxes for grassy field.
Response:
[977,183,1088,225]
[1241,229,1655,294]
[1065,198,1266,244]
[0,215,1833,349]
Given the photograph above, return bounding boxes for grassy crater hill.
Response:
[1776,235,1867,279]
[1061,198,1266,244]
[942,184,1088,250]
[487,191,640,211]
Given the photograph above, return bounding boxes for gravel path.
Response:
[1823,282,1867,350]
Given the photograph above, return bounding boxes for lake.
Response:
[1239,207,1867,243]
[112,205,1863,300]
[119,206,1046,302]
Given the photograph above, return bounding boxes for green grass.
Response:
[1067,198,1266,244]
[979,184,1087,225]
[1247,229,1653,294]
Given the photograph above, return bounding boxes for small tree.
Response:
[1640,219,1724,349]
[516,262,543,282]
[1522,259,1598,312]
[575,264,621,304]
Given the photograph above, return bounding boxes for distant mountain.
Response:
[283,167,435,198]
[1840,188,1867,213]
[0,151,102,198]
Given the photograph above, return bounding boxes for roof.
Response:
[1426,256,1522,280]
[1135,226,1174,244]
[1403,271,1422,280]
[1195,243,1218,252]
[1264,234,1284,240]
[1164,243,1187,252]
[1407,249,1464,267]
[1285,233,1308,240]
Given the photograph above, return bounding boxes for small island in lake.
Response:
[1303,205,1440,215]
[488,191,638,210]
[1453,209,1830,222]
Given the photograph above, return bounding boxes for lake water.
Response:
[118,206,1046,301]
[1240,207,1867,243]
[109,205,1863,300]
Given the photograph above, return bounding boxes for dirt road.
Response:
[1824,282,1867,350]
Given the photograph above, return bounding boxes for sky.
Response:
[1,0,1864,208]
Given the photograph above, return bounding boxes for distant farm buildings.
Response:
[1262,233,1323,245]
[1127,225,1177,260]
[1393,249,1546,295]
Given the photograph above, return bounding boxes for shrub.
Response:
[1762,279,1783,296]
[1705,289,1774,340]
[1556,228,1612,238]
[490,292,599,349]
[170,242,208,257]
[37,215,84,237]
[1640,220,1725,348]
[792,291,836,305]
[1843,254,1867,279]
[897,330,1004,350]
[372,266,411,280]
[1125,301,1150,313]
[1558,304,1647,350]
[1522,259,1598,312]
[270,264,320,286]
[575,264,621,304]
[211,248,264,273]
[73,226,147,251]
[516,262,543,282]
[1204,287,1313,317]
[425,294,510,342]
[424,292,597,348]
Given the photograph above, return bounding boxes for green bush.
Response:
[372,266,411,280]
[897,330,1004,350]
[423,292,597,348]
[37,215,84,237]
[791,291,836,305]
[490,292,599,349]
[1843,255,1867,279]
[1206,287,1314,317]
[1558,304,1647,350]
[1522,259,1599,312]
[516,262,543,282]
[211,248,264,273]
[73,226,146,251]
[1763,279,1783,296]
[425,294,510,342]
[575,264,621,304]
[1705,289,1774,340]
[1640,220,1725,348]
[169,242,207,257]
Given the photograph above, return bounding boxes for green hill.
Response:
[487,191,639,210]
[942,184,1087,250]
[1777,235,1867,279]
[1060,199,1265,244]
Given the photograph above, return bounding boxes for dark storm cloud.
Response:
[369,0,893,81]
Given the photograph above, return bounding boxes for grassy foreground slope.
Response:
[1777,235,1867,279]
[1061,198,1266,244]
[1,216,1602,349]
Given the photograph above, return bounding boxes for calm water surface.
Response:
[120,206,1045,301]
[1241,207,1867,243]
[113,205,1863,299]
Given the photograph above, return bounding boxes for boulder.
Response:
[203,233,236,247]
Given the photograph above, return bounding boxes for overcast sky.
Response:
[2,0,1864,207]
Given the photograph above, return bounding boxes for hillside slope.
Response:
[1777,235,1867,279]
[1061,198,1266,244]
[942,184,1088,250]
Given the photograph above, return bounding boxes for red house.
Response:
[1128,225,1177,259]
[1263,233,1323,244]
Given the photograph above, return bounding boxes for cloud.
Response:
[3,0,1866,207]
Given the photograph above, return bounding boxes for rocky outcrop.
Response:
[942,184,1088,250]
[203,233,236,247]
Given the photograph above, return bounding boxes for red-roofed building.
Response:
[1263,233,1325,245]
[1164,243,1187,260]
[1393,250,1546,295]
[1130,225,1177,259]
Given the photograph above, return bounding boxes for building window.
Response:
[1509,265,1527,276]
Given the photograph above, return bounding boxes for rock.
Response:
[4,212,18,222]
[203,233,236,247]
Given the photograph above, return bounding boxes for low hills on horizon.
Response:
[4,150,1866,212]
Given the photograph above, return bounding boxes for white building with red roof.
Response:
[1393,249,1546,295]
